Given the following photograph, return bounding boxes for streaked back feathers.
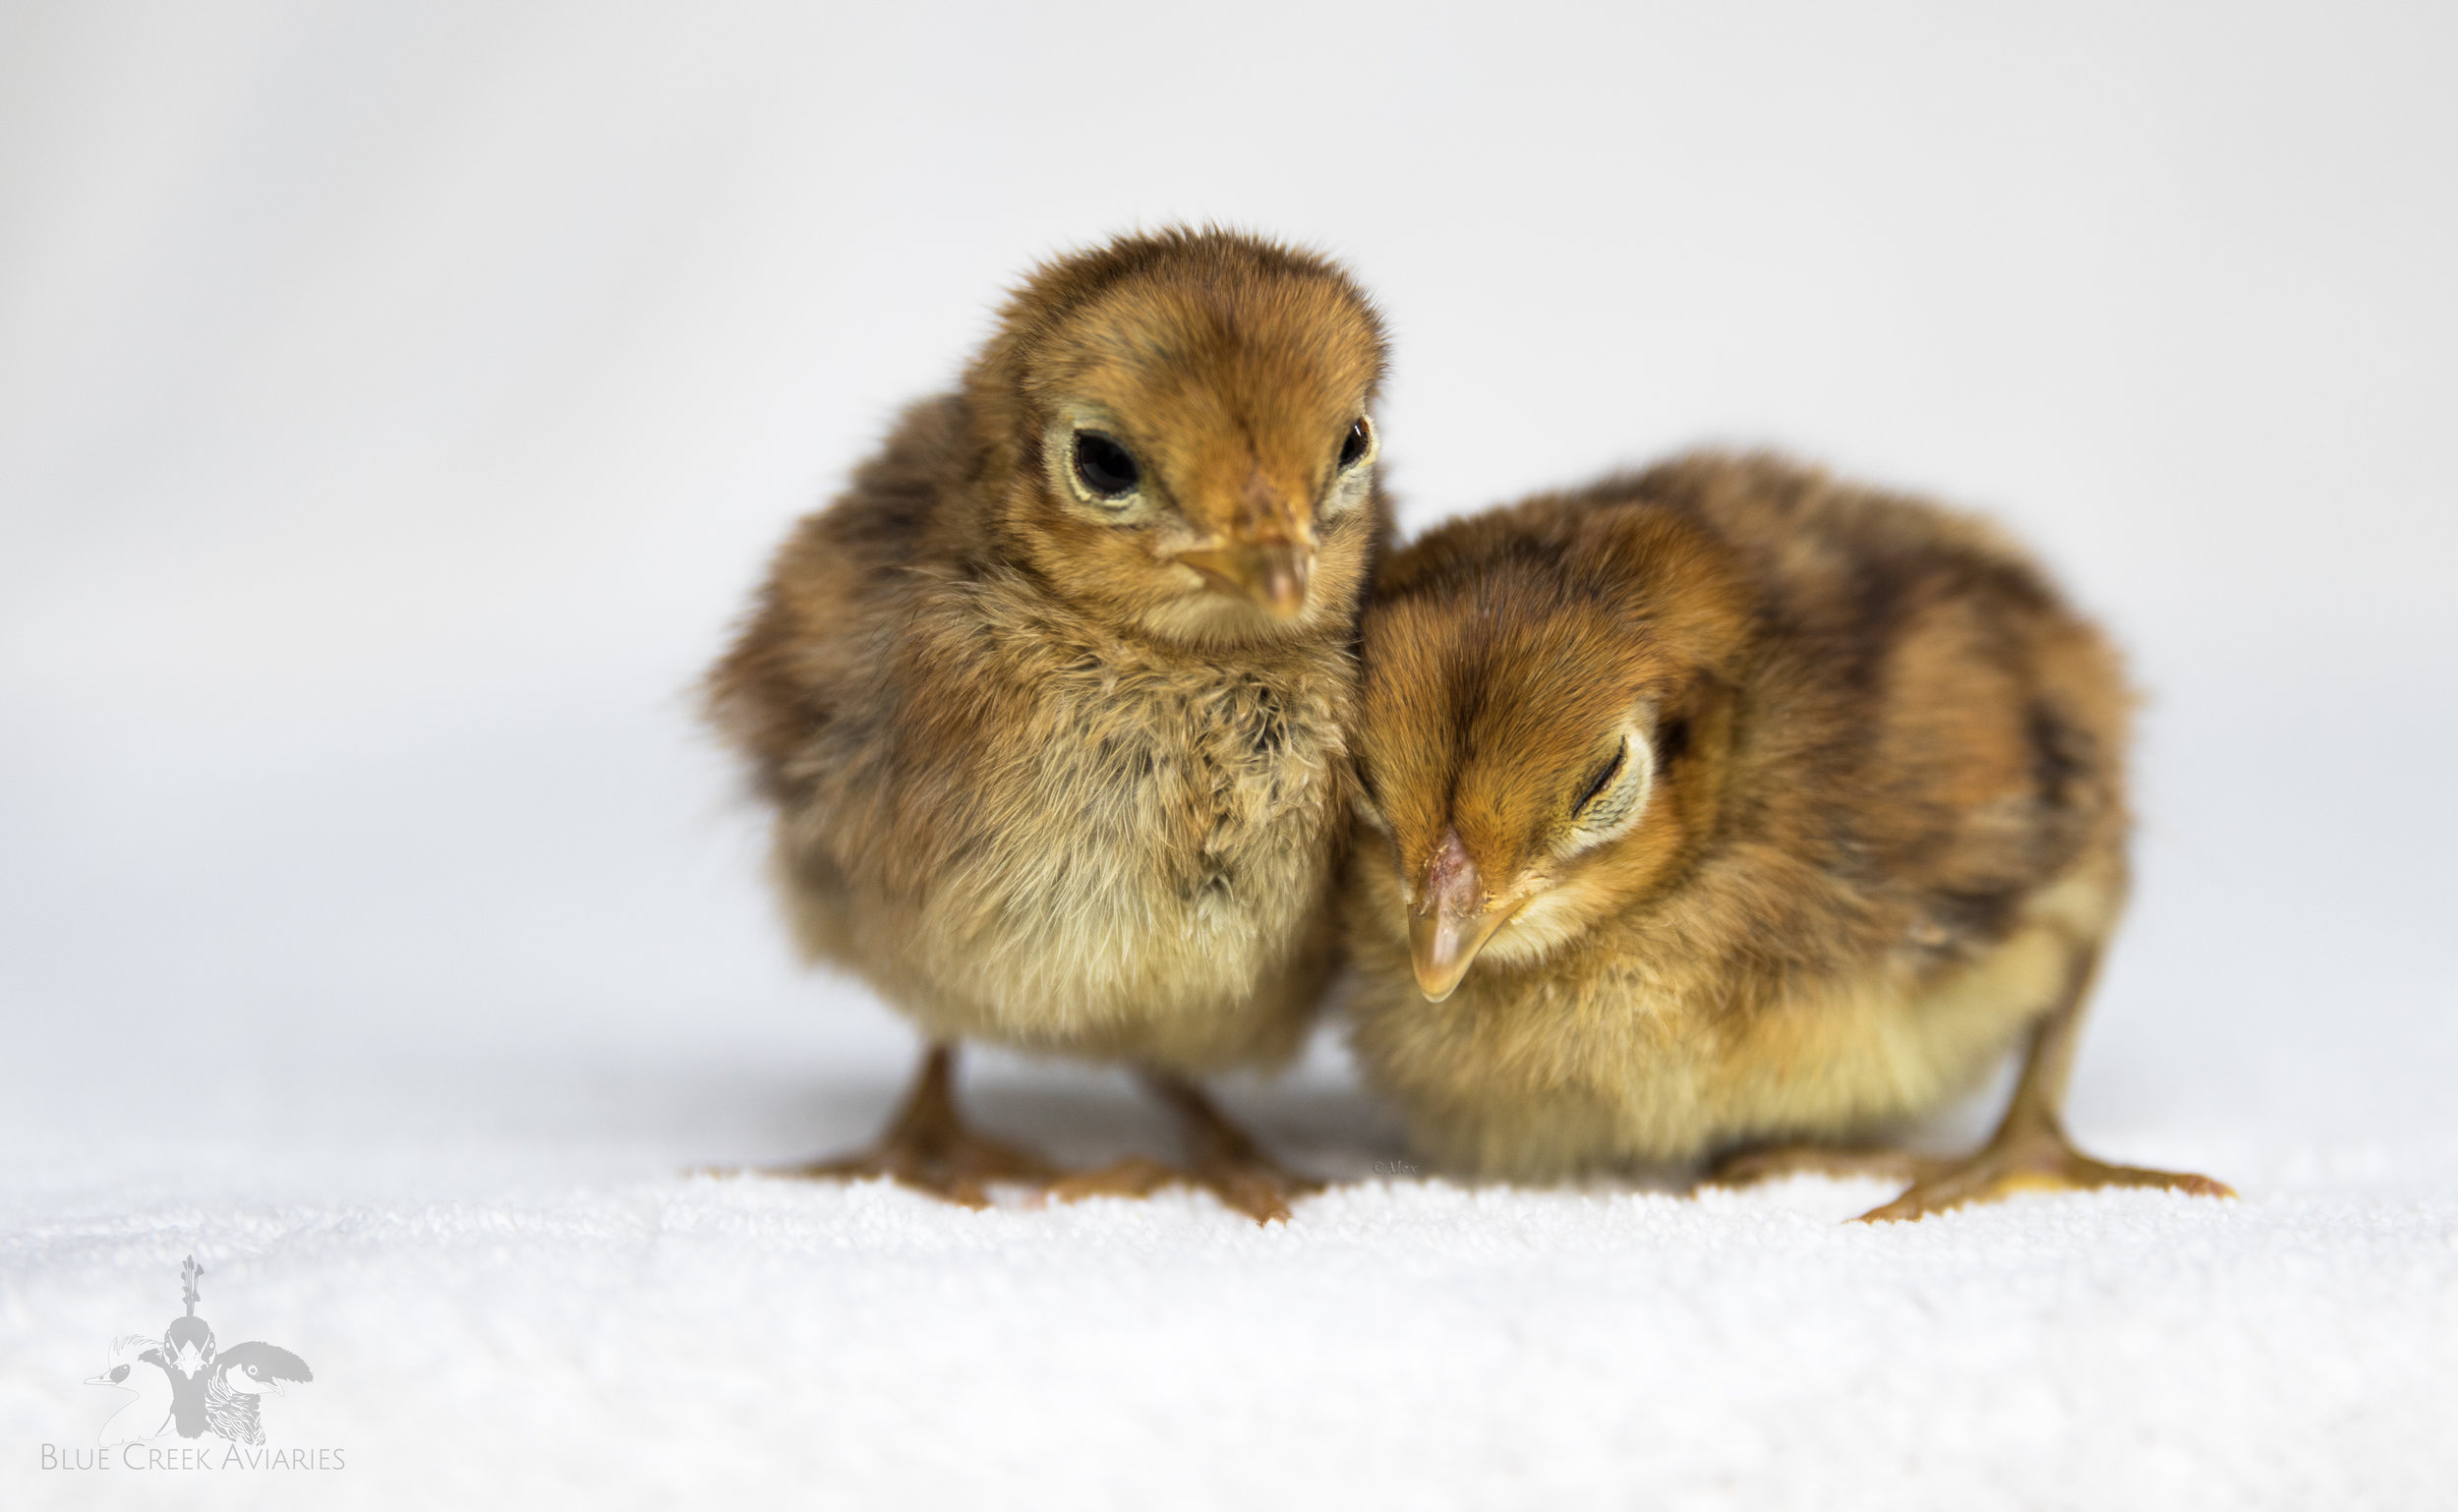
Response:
[1344,452,2134,1173]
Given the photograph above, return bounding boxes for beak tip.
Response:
[1407,916,1484,1003]
[1406,863,1516,1003]
[1258,559,1311,617]
[1181,542,1313,617]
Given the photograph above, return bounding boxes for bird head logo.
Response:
[85,1255,314,1447]
[163,1256,215,1378]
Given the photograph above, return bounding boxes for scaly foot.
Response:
[748,1045,1058,1209]
[1854,1120,2234,1223]
[1047,1149,1323,1225]
[1719,946,2236,1224]
[775,1127,1056,1210]
[1046,1075,1322,1225]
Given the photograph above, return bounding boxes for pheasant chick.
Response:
[709,229,1390,1221]
[1342,453,2230,1220]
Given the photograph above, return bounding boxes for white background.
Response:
[3,4,2453,1507]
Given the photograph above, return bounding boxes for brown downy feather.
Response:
[710,228,1391,1075]
[1344,452,2133,1176]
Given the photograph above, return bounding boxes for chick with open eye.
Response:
[707,228,1388,1222]
[1342,453,2229,1220]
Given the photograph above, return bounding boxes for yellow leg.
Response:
[1048,1073,1322,1225]
[759,1044,1058,1209]
[1856,945,2233,1223]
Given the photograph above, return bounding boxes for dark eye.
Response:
[1338,417,1373,469]
[1073,432,1140,498]
[109,1364,130,1383]
[1572,741,1626,816]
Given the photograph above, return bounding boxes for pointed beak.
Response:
[1407,829,1514,1002]
[1177,540,1315,618]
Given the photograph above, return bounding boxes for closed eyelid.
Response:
[1572,734,1654,836]
[1573,742,1627,813]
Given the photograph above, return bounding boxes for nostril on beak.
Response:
[1417,830,1475,913]
[1256,544,1311,617]
[1409,830,1502,1002]
[1178,540,1315,617]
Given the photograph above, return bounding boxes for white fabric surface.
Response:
[5,1025,2454,1511]
[3,1023,2453,1509]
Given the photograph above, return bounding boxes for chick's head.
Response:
[966,228,1388,645]
[1355,503,1751,1000]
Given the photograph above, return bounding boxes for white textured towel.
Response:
[4,1018,2454,1510]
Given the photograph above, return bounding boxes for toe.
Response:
[762,1155,887,1181]
[2067,1156,2237,1199]
[1046,1157,1181,1204]
[1196,1158,1317,1225]
[1209,1172,1294,1226]
[1851,1181,1977,1223]
[1854,1141,2238,1222]
[924,1174,994,1209]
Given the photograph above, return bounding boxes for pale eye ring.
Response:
[1073,432,1140,498]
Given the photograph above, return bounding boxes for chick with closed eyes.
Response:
[1342,452,2229,1221]
[708,228,1389,1222]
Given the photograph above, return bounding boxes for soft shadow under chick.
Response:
[707,228,1390,1222]
[1342,453,2229,1221]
